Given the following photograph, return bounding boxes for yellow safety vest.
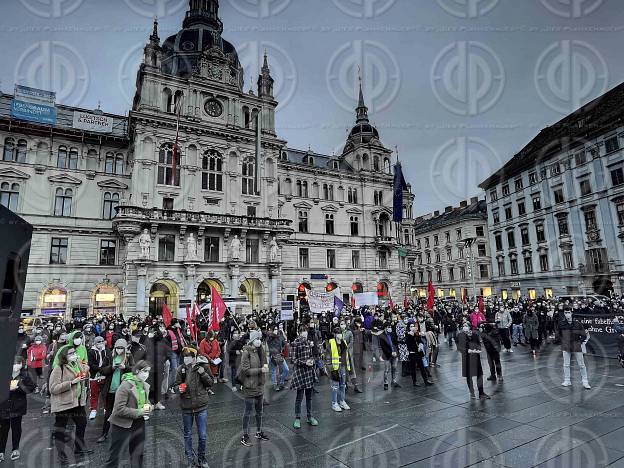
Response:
[329,339,351,372]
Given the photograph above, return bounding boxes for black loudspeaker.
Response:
[0,205,32,403]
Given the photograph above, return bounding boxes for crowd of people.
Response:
[9,294,623,467]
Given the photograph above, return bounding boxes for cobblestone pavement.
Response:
[11,341,624,467]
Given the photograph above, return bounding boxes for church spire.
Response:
[149,17,159,44]
[355,73,369,124]
[258,50,274,99]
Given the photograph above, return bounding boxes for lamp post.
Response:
[464,237,477,301]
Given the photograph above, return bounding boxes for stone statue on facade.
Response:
[230,235,241,261]
[138,229,151,259]
[186,232,198,261]
[269,236,279,262]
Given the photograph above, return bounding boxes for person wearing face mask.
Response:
[267,326,289,391]
[406,323,433,387]
[144,325,170,411]
[52,331,88,369]
[129,331,147,362]
[174,347,213,468]
[87,336,111,420]
[15,326,30,360]
[377,322,401,391]
[326,327,351,412]
[511,308,526,347]
[49,346,92,464]
[97,339,135,443]
[457,324,490,400]
[559,310,591,389]
[104,360,152,468]
[481,323,503,382]
[199,330,222,379]
[0,357,35,462]
[105,323,117,349]
[350,318,365,393]
[494,307,513,353]
[239,328,270,447]
[82,324,96,350]
[26,335,47,392]
[227,331,245,392]
[290,325,319,429]
[523,308,540,356]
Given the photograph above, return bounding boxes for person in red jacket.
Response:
[26,335,47,391]
[199,331,221,378]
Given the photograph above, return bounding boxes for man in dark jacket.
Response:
[481,323,503,382]
[87,336,110,420]
[227,331,244,392]
[175,347,213,468]
[559,310,590,389]
[377,322,401,390]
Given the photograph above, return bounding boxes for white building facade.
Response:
[0,0,402,318]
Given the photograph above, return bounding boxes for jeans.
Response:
[295,388,313,419]
[563,351,588,383]
[270,359,289,386]
[104,419,145,468]
[447,330,457,348]
[383,356,398,385]
[168,354,179,388]
[242,396,263,435]
[512,324,525,344]
[230,366,238,384]
[330,367,347,404]
[182,410,208,462]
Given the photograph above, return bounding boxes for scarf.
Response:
[122,373,146,409]
[110,354,125,394]
[67,361,82,399]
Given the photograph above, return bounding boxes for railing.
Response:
[114,205,292,230]
[375,236,397,246]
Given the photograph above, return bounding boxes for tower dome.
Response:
[343,82,382,153]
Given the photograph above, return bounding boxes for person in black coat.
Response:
[457,324,490,400]
[377,322,401,390]
[481,323,503,382]
[405,323,433,387]
[0,357,35,462]
[129,331,147,363]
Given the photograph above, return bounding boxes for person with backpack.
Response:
[174,347,213,468]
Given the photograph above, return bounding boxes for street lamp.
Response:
[464,237,477,301]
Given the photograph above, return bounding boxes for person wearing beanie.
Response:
[97,339,135,443]
[26,335,47,391]
[239,329,270,447]
[104,360,152,468]
[174,347,213,468]
[87,336,110,420]
[326,327,351,412]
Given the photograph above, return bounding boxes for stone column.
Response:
[228,261,241,297]
[135,261,152,315]
[268,263,281,309]
[184,262,200,302]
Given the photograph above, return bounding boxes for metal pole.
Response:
[465,238,477,302]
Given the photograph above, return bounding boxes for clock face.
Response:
[204,99,223,117]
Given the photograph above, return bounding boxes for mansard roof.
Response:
[283,148,353,172]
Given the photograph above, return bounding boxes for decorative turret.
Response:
[258,52,275,99]
[184,0,223,32]
[355,80,369,124]
[143,18,162,69]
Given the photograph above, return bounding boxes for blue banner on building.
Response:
[11,99,57,125]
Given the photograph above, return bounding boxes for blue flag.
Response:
[334,295,345,317]
[393,163,407,222]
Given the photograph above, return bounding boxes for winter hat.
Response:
[249,329,262,343]
[113,338,128,349]
[94,336,105,345]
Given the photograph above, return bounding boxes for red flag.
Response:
[210,287,226,331]
[185,305,196,342]
[426,280,435,313]
[162,303,173,328]
[478,296,485,315]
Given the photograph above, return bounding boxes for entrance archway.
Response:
[40,286,68,317]
[149,279,179,317]
[240,278,263,310]
[197,279,225,305]
[91,284,119,316]
[592,278,613,297]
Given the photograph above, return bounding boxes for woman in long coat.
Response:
[457,325,490,400]
[290,325,319,429]
[523,310,540,355]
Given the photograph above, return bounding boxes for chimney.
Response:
[460,200,468,208]
[434,210,440,217]
[470,196,478,204]
[445,206,453,213]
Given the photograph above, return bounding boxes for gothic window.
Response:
[202,150,223,191]
[54,188,73,217]
[0,182,19,211]
[242,157,255,195]
[102,192,120,220]
[158,143,180,186]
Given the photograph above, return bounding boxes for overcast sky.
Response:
[1,0,623,215]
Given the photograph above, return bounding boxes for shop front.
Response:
[92,284,119,316]
[40,287,68,318]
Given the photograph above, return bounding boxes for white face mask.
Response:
[115,348,125,355]
[300,331,308,340]
[96,343,105,350]
[565,313,573,321]
[12,364,21,374]
[340,324,346,330]
[462,326,470,333]
[148,333,154,339]
[131,336,140,343]
[35,340,42,345]
[183,356,195,366]
[73,338,82,346]
[386,328,392,333]
[253,339,262,348]
[137,370,150,382]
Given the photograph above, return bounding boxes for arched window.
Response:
[54,188,73,217]
[16,139,27,162]
[352,188,358,204]
[2,138,15,162]
[163,88,173,113]
[373,155,380,171]
[242,106,250,128]
[158,143,180,186]
[115,154,124,175]
[250,109,259,129]
[174,91,184,113]
[57,146,67,168]
[350,216,359,236]
[265,157,275,178]
[280,151,288,161]
[105,153,115,174]
[383,157,391,173]
[201,149,223,191]
[347,188,353,203]
[242,156,255,195]
[102,192,120,220]
[0,182,19,211]
[296,180,302,197]
[68,148,78,169]
[302,181,308,198]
